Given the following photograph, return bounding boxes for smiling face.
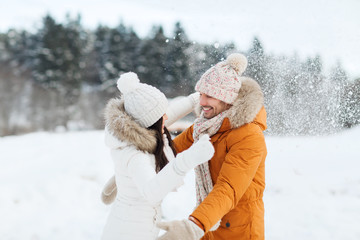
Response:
[199,93,231,119]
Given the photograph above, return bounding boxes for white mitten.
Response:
[165,92,200,127]
[157,219,204,240]
[173,134,214,175]
[101,175,117,205]
[188,92,200,106]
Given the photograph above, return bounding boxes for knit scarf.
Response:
[192,110,228,206]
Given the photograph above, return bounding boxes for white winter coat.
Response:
[101,94,197,240]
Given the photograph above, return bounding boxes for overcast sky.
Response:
[1,0,359,78]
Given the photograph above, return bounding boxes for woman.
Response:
[101,72,214,240]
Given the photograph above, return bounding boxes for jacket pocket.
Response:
[220,203,251,229]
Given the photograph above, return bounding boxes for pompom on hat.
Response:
[195,53,248,104]
[117,72,168,128]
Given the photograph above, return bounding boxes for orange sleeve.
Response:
[173,125,194,153]
[191,128,267,232]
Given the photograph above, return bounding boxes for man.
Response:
[157,53,267,240]
[101,53,267,240]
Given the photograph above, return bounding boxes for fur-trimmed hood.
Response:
[104,97,157,153]
[196,77,266,130]
[228,77,266,129]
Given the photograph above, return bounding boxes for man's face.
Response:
[199,93,231,119]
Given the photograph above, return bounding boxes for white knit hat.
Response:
[117,72,168,128]
[195,53,248,104]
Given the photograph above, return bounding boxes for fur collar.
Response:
[104,97,157,153]
[196,77,264,129]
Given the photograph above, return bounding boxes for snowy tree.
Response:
[0,29,37,135]
[91,23,141,87]
[164,22,192,96]
[339,78,360,128]
[245,38,277,118]
[1,16,358,136]
[88,25,112,84]
[199,42,236,73]
[102,24,131,79]
[123,28,142,72]
[31,14,87,129]
[246,37,267,88]
[295,56,326,134]
[137,26,168,89]
[327,62,349,130]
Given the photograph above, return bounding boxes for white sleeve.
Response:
[165,92,199,127]
[127,154,184,205]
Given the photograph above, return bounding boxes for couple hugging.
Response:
[100,53,267,240]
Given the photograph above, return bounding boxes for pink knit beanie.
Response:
[195,53,248,104]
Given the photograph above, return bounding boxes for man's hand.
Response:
[157,219,204,240]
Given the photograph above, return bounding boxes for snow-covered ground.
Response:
[1,127,359,240]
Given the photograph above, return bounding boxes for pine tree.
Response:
[164,22,191,96]
[94,23,140,84]
[245,37,277,105]
[326,62,350,128]
[123,28,141,72]
[246,37,266,84]
[200,42,236,71]
[32,14,86,128]
[33,14,85,91]
[0,29,38,135]
[340,78,360,128]
[298,56,326,134]
[137,26,168,89]
[90,25,112,84]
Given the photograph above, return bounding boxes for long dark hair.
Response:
[148,117,177,173]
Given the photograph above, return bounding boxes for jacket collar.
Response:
[104,97,157,153]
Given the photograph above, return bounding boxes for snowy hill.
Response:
[1,127,360,240]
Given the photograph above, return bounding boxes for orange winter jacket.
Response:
[174,77,267,240]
